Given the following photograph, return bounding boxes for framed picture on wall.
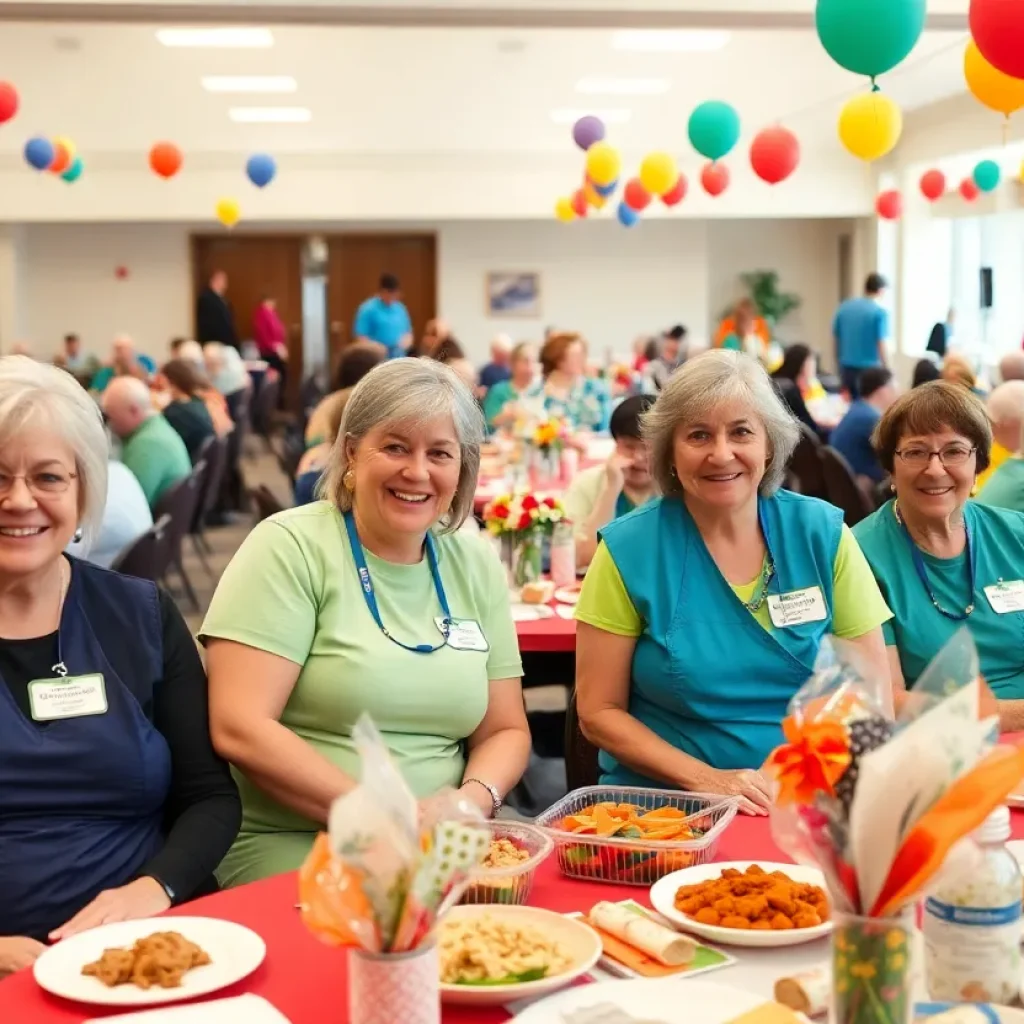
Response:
[485,271,541,318]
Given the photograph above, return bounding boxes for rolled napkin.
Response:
[774,968,830,1018]
[589,901,696,967]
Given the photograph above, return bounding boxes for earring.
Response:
[72,527,83,544]
[669,465,678,479]
[970,483,978,497]
[890,482,896,493]
[343,470,355,492]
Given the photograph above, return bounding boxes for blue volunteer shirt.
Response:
[834,297,887,369]
[829,400,884,483]
[353,296,412,358]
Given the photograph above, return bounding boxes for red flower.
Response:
[521,495,539,511]
[516,512,532,531]
[490,501,509,520]
[542,496,558,508]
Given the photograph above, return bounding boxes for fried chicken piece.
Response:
[745,865,766,876]
[694,907,721,925]
[734,895,768,919]
[720,915,753,930]
[82,948,136,987]
[766,890,797,916]
[81,932,211,991]
[793,910,823,929]
[677,895,707,914]
[770,913,796,930]
[721,868,742,879]
[750,919,774,930]
[712,896,737,915]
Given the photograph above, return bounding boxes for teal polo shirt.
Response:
[353,296,412,358]
[121,414,192,507]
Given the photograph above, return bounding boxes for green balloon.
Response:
[816,0,926,78]
[61,156,83,183]
[973,159,1001,193]
[687,101,741,162]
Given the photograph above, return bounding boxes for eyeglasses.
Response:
[894,445,976,467]
[0,469,78,496]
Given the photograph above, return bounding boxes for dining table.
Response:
[7,806,1024,1023]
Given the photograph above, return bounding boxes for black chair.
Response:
[787,423,827,499]
[821,446,875,526]
[249,484,286,523]
[152,462,207,611]
[190,435,229,577]
[271,429,305,481]
[563,689,600,792]
[252,375,280,440]
[110,515,174,581]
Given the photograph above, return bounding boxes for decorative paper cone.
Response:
[832,910,913,1024]
[348,942,439,1024]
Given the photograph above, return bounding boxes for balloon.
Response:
[573,115,606,151]
[875,189,902,220]
[973,158,1001,192]
[639,152,678,197]
[960,178,981,202]
[617,201,639,227]
[24,136,53,171]
[582,180,607,209]
[701,162,730,197]
[593,178,618,197]
[816,0,926,78]
[838,92,902,161]
[919,169,946,201]
[585,142,621,187]
[554,197,576,222]
[61,156,83,183]
[215,198,241,228]
[0,81,18,124]
[49,137,74,174]
[623,178,651,211]
[964,41,1024,117]
[570,189,589,218]
[970,0,1024,82]
[749,126,800,184]
[149,142,183,179]
[246,153,276,188]
[661,174,688,207]
[688,101,741,161]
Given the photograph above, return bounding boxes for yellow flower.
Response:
[836,978,849,994]
[835,956,847,973]
[889,953,905,971]
[885,930,905,950]
[850,962,877,980]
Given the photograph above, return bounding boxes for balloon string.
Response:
[1002,116,1009,147]
[871,78,880,93]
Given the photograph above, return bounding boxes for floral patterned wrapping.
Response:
[832,912,913,1024]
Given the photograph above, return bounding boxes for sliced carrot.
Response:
[593,804,623,837]
[639,806,684,820]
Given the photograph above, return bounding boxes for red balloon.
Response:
[661,174,688,207]
[875,190,902,221]
[48,141,72,174]
[149,142,183,179]
[749,125,800,185]
[701,162,730,197]
[570,188,589,218]
[623,177,651,211]
[0,81,18,125]
[970,0,1024,81]
[960,177,981,202]
[919,169,946,202]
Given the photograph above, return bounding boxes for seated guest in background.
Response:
[173,339,205,369]
[411,317,451,359]
[354,272,412,359]
[912,358,942,388]
[1000,351,1024,383]
[630,335,656,373]
[305,342,385,447]
[478,334,513,393]
[643,326,687,394]
[531,331,609,432]
[977,412,1024,515]
[575,350,891,814]
[66,460,153,569]
[294,393,348,506]
[159,359,217,461]
[829,367,898,485]
[977,380,1024,490]
[715,299,770,353]
[854,382,1024,718]
[941,353,984,397]
[102,377,191,507]
[204,341,251,419]
[565,395,657,568]
[719,304,762,359]
[54,332,99,384]
[201,359,530,886]
[90,336,158,395]
[483,342,538,431]
[0,358,239,970]
[771,344,830,441]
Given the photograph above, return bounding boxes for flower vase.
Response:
[512,531,543,588]
[832,911,913,1024]
[349,943,439,1024]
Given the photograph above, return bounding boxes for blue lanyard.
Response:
[894,501,975,621]
[343,511,451,653]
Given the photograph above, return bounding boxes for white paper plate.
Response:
[440,905,601,1007]
[554,605,576,620]
[82,994,290,1023]
[35,917,266,1007]
[649,861,833,948]
[1007,790,1024,809]
[510,603,555,622]
[553,587,581,606]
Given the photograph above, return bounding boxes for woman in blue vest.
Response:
[853,382,1024,720]
[0,358,239,978]
[574,350,892,815]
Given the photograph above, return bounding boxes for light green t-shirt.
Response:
[576,524,890,639]
[121,414,192,507]
[200,501,523,886]
[564,465,650,553]
[977,456,1024,516]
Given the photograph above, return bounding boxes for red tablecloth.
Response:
[517,609,576,654]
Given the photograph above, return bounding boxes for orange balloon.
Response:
[49,140,73,174]
[149,142,183,179]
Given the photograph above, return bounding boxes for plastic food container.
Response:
[534,785,738,886]
[460,821,553,906]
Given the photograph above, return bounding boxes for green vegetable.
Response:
[456,967,549,986]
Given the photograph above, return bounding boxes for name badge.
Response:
[27,673,108,722]
[435,617,489,652]
[984,580,1024,614]
[767,586,828,629]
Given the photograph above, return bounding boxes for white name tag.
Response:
[984,580,1024,614]
[767,586,828,629]
[436,617,489,652]
[27,673,108,722]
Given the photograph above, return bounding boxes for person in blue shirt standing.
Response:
[829,367,898,485]
[833,273,889,399]
[353,273,413,359]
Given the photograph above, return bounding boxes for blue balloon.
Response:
[973,159,1001,193]
[246,153,277,188]
[688,101,741,161]
[24,136,54,171]
[61,156,83,183]
[595,178,618,197]
[617,201,639,227]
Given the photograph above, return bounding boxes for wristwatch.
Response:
[464,778,503,817]
[149,875,176,905]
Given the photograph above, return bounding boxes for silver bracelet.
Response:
[463,777,502,817]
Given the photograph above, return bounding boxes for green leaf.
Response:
[456,967,549,986]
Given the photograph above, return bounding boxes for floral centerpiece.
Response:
[483,491,567,587]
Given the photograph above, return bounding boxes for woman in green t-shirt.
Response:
[482,342,538,432]
[201,359,530,887]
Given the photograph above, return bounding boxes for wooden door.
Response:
[191,234,304,409]
[326,234,436,368]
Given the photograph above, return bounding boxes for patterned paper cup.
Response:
[348,942,440,1024]
[832,911,914,1024]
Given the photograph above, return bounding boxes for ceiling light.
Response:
[229,107,311,124]
[157,28,274,48]
[611,30,730,53]
[576,77,670,96]
[549,108,632,125]
[203,76,297,93]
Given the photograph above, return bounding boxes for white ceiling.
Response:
[0,21,970,155]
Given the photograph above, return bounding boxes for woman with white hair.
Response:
[201,358,530,886]
[574,351,892,815]
[0,357,239,975]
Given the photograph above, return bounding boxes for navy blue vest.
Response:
[0,559,171,939]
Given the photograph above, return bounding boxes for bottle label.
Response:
[924,898,1021,926]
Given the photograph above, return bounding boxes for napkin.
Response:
[84,994,291,1023]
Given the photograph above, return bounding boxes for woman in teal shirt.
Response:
[527,331,610,432]
[482,342,538,432]
[854,382,1024,720]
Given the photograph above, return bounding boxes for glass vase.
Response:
[512,531,543,588]
[832,910,913,1024]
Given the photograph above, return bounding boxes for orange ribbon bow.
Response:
[768,716,852,806]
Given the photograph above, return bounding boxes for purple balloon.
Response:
[573,115,606,151]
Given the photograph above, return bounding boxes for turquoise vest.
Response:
[599,492,843,784]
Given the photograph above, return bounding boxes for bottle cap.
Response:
[975,805,1011,844]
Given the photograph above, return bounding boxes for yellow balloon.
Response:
[965,40,1024,117]
[554,196,576,222]
[215,198,241,228]
[582,181,608,209]
[54,136,77,162]
[585,141,621,187]
[1019,159,1024,183]
[838,92,903,162]
[639,152,678,196]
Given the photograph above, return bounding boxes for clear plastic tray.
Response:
[460,821,553,906]
[534,785,738,886]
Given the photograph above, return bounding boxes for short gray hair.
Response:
[320,358,485,532]
[0,356,109,546]
[643,349,800,497]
